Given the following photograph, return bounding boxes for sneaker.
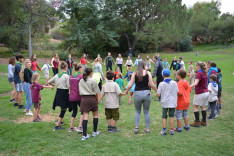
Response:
[10,99,15,103]
[92,131,100,137]
[14,103,19,107]
[190,121,201,127]
[55,120,64,125]
[184,126,191,131]
[160,130,167,135]
[134,128,139,134]
[128,101,131,104]
[53,126,65,131]
[37,116,42,121]
[25,112,33,116]
[18,105,25,109]
[214,114,218,119]
[174,128,182,133]
[201,121,207,126]
[144,129,150,133]
[207,116,213,120]
[170,130,174,135]
[81,134,90,141]
[33,119,40,122]
[154,98,160,101]
[76,127,83,133]
[112,127,120,133]
[68,127,75,132]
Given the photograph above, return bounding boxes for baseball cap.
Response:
[162,69,170,77]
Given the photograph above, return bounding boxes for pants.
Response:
[67,68,72,75]
[23,82,32,110]
[134,90,151,128]
[98,79,102,91]
[129,53,132,59]
[53,68,58,76]
[117,64,122,73]
[209,101,217,118]
[70,101,83,118]
[106,65,112,71]
[157,76,163,89]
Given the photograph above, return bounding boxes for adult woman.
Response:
[80,53,90,70]
[190,62,209,127]
[93,57,105,91]
[124,61,157,134]
[116,54,123,73]
[8,57,16,103]
[20,59,33,115]
[51,54,60,76]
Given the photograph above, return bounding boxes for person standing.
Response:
[66,54,74,75]
[124,56,134,71]
[161,58,169,70]
[134,55,142,67]
[170,57,177,80]
[116,54,123,73]
[156,53,162,62]
[179,57,185,70]
[104,52,115,71]
[80,53,90,71]
[128,48,133,58]
[145,55,154,72]
[8,57,16,103]
[51,53,60,76]
[93,58,105,91]
[31,55,41,74]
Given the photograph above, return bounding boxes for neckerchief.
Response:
[58,71,67,78]
[73,72,81,78]
[16,61,22,67]
[211,81,217,87]
[197,69,203,73]
[164,78,172,84]
[45,63,50,70]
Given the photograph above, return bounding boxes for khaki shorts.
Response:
[33,102,41,109]
[193,92,209,106]
[105,108,119,120]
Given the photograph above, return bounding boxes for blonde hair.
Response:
[32,73,40,87]
[196,61,208,74]
[20,59,30,81]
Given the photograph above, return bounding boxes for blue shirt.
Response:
[14,63,22,84]
[124,71,133,81]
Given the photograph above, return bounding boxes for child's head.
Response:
[31,54,36,61]
[128,67,132,71]
[118,54,122,58]
[189,60,192,65]
[206,61,211,68]
[106,71,115,80]
[128,56,130,59]
[217,68,221,73]
[9,57,16,65]
[82,53,87,58]
[68,54,71,58]
[164,58,167,61]
[108,52,111,56]
[174,57,177,60]
[60,61,68,71]
[210,62,216,67]
[146,55,150,59]
[177,69,186,80]
[156,53,160,57]
[46,60,50,64]
[32,73,40,83]
[138,55,141,58]
[162,69,170,78]
[97,54,100,57]
[73,62,82,72]
[195,61,207,74]
[177,59,181,63]
[117,72,122,79]
[54,53,59,59]
[209,74,217,82]
[23,59,31,68]
[179,56,183,60]
[116,67,119,71]
[83,67,93,81]
[153,55,158,62]
[16,54,24,63]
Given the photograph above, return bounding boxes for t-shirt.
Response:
[69,74,83,101]
[180,60,185,70]
[101,80,122,109]
[48,73,70,89]
[31,82,43,103]
[8,64,14,78]
[208,82,218,102]
[177,79,191,110]
[161,61,169,69]
[157,80,178,108]
[14,62,22,84]
[79,77,100,95]
[116,58,123,64]
[195,71,208,94]
[115,78,124,91]
[52,58,59,69]
[80,58,87,65]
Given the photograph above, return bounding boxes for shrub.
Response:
[175,36,193,52]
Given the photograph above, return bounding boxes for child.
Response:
[134,55,142,67]
[115,73,124,105]
[41,60,53,84]
[66,54,74,75]
[68,63,84,132]
[145,55,154,71]
[51,53,60,76]
[31,54,41,73]
[157,69,178,135]
[207,74,218,120]
[104,52,115,71]
[125,74,135,104]
[8,57,16,103]
[175,69,192,133]
[161,58,169,70]
[99,71,124,132]
[124,56,134,71]
[188,61,195,85]
[170,57,177,80]
[114,67,120,80]
[79,67,100,141]
[123,67,133,82]
[31,73,53,122]
[47,61,70,131]
[175,60,182,81]
[217,68,222,110]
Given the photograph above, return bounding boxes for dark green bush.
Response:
[175,36,193,52]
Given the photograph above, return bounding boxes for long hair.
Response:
[31,54,36,61]
[83,67,92,82]
[60,61,68,70]
[196,61,208,75]
[9,57,16,65]
[20,59,30,81]
[135,60,145,81]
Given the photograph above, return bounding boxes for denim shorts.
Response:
[15,82,23,92]
[8,77,14,83]
[176,109,188,120]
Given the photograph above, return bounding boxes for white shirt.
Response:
[208,82,218,102]
[157,80,179,108]
[180,60,185,70]
[116,57,123,64]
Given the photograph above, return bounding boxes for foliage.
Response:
[175,36,193,52]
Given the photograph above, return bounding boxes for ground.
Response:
[0,45,234,155]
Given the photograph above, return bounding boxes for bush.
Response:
[175,36,193,52]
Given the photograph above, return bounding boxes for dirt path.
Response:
[0,91,11,97]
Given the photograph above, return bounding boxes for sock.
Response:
[185,125,190,128]
[108,125,112,131]
[201,110,207,122]
[170,128,174,131]
[93,118,98,132]
[194,111,200,122]
[163,128,166,131]
[82,120,88,136]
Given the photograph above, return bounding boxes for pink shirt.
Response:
[69,74,83,101]
[195,72,208,94]
[31,82,43,103]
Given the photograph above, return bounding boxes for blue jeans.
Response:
[23,82,32,110]
[209,101,217,118]
[32,71,37,74]
[67,68,72,75]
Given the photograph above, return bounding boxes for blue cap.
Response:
[162,69,170,77]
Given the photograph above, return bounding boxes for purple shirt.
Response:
[31,82,43,103]
[195,72,208,94]
[69,74,83,101]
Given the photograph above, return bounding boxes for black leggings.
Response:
[106,65,112,71]
[59,107,67,118]
[53,68,59,76]
[71,101,83,118]
[98,79,102,91]
[117,64,122,73]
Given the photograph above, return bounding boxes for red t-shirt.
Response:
[177,80,192,110]
[31,82,43,103]
[80,58,87,65]
[31,61,41,71]
[195,71,208,94]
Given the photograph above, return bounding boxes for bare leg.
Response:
[78,114,83,128]
[18,92,23,105]
[184,117,189,125]
[163,118,167,128]
[10,82,16,100]
[107,119,112,126]
[33,108,37,120]
[170,117,174,129]
[92,111,98,118]
[177,119,182,128]
[70,117,75,128]
[56,117,63,126]
[112,120,117,127]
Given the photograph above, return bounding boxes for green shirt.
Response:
[115,79,124,91]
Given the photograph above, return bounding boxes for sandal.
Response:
[134,128,139,134]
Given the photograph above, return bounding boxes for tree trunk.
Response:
[28,24,32,57]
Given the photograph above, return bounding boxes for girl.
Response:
[80,53,90,71]
[170,57,177,80]
[124,56,134,71]
[31,73,53,122]
[41,60,53,84]
[8,57,16,103]
[134,55,142,67]
[124,61,157,134]
[145,55,154,71]
[20,59,33,115]
[51,53,60,76]
[31,55,41,73]
[125,74,135,104]
[190,62,209,127]
[93,57,105,91]
[47,61,70,131]
[79,67,100,141]
[188,61,195,85]
[114,67,120,80]
[68,63,84,132]
[92,54,104,65]
[66,54,74,75]
[116,54,123,73]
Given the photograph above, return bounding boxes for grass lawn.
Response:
[0,46,234,155]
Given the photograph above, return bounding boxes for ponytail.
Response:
[83,67,92,82]
[73,62,82,71]
[196,61,208,75]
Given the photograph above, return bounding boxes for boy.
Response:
[217,68,222,110]
[157,69,178,135]
[188,61,195,85]
[134,55,142,67]
[175,69,192,132]
[207,74,218,120]
[123,67,133,82]
[14,54,25,109]
[161,58,169,70]
[175,60,182,82]
[99,71,124,132]
[115,73,125,105]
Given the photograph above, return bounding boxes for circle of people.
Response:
[7,51,222,141]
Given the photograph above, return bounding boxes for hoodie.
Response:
[208,67,218,83]
[177,79,192,110]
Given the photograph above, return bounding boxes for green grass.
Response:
[0,46,234,155]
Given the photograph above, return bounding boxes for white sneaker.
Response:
[23,109,26,113]
[92,131,100,137]
[81,134,90,141]
[25,112,33,116]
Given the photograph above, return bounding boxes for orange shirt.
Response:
[177,79,192,110]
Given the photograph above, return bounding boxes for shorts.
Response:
[15,83,23,92]
[32,71,37,74]
[33,102,41,109]
[173,70,177,75]
[80,95,98,112]
[218,90,222,98]
[127,65,132,67]
[175,109,188,120]
[162,108,175,118]
[146,64,151,68]
[8,77,14,83]
[105,108,119,120]
[44,72,49,79]
[193,92,209,106]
